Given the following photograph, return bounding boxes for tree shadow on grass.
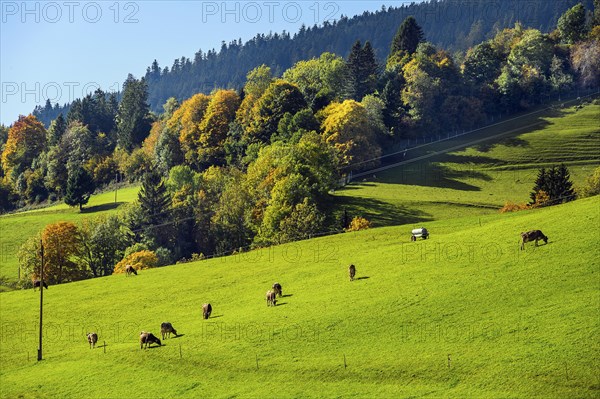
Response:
[80,202,124,214]
[375,163,485,191]
[334,195,433,228]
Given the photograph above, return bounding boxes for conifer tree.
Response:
[117,74,152,151]
[64,166,95,211]
[390,16,424,56]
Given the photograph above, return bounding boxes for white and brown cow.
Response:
[125,265,137,276]
[140,331,161,349]
[202,303,212,320]
[87,332,98,349]
[266,290,277,307]
[520,230,549,250]
[160,322,178,340]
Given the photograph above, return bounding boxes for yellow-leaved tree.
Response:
[113,250,158,274]
[320,100,381,172]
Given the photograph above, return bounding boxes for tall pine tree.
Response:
[64,166,95,211]
[530,164,575,206]
[117,74,152,151]
[137,168,172,249]
[346,40,379,101]
[390,16,424,56]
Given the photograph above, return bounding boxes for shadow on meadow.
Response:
[80,202,125,214]
[376,162,485,192]
[334,195,432,227]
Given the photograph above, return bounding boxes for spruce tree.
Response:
[116,74,152,151]
[64,166,95,211]
[530,165,575,206]
[138,168,172,248]
[390,16,424,56]
[346,41,379,101]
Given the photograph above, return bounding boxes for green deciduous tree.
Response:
[558,3,587,44]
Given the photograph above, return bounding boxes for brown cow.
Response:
[520,230,549,250]
[87,332,98,349]
[348,264,356,281]
[266,290,277,307]
[125,265,137,276]
[160,322,178,340]
[33,279,48,291]
[140,331,161,349]
[202,303,212,320]
[272,282,282,297]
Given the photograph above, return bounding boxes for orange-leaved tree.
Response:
[1,115,47,182]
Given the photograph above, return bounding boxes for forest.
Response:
[2,1,599,284]
[31,0,593,122]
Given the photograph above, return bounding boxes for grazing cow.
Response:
[140,331,161,349]
[348,264,356,281]
[272,282,282,297]
[160,322,178,340]
[87,332,98,349]
[202,303,212,320]
[125,265,137,276]
[520,230,549,250]
[266,290,277,307]
[33,279,48,291]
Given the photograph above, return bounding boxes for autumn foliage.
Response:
[113,250,158,274]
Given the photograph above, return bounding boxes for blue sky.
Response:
[0,1,421,125]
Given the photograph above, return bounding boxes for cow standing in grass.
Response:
[348,264,356,281]
[520,230,549,250]
[202,303,212,320]
[140,331,161,349]
[87,332,98,349]
[125,265,137,276]
[266,290,277,306]
[33,279,48,291]
[272,282,282,297]
[160,322,178,340]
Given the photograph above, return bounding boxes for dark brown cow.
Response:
[160,322,178,340]
[140,331,161,349]
[348,264,356,281]
[520,230,549,250]
[272,282,282,297]
[87,332,98,349]
[202,303,212,320]
[266,290,277,307]
[125,265,137,276]
[33,279,48,291]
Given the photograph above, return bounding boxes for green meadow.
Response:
[0,186,139,283]
[335,102,600,226]
[0,196,598,398]
[0,100,598,398]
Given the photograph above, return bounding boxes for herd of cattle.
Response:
[36,229,548,350]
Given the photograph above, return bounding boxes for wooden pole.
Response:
[37,241,44,361]
[343,354,347,369]
[255,354,259,370]
[104,341,106,354]
[179,344,182,359]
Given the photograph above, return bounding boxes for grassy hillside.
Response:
[0,196,598,398]
[336,102,600,226]
[0,186,139,282]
